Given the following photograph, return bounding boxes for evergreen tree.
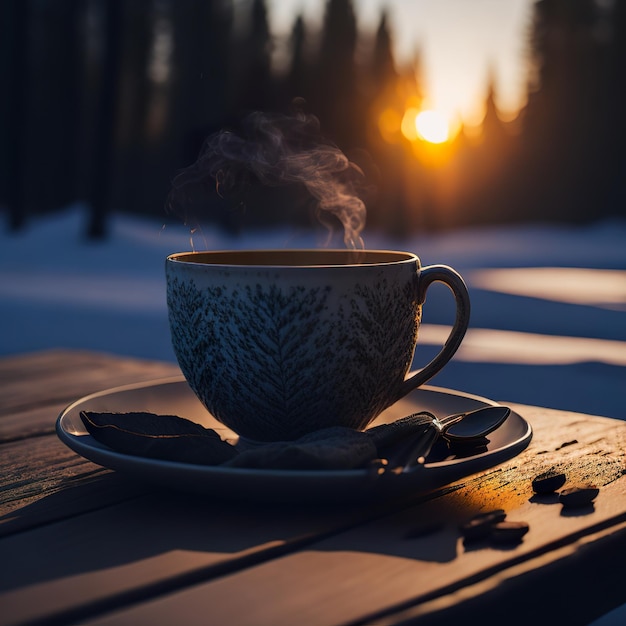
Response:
[114,0,157,214]
[1,1,85,228]
[284,14,309,103]
[236,0,273,113]
[1,0,30,230]
[364,9,400,146]
[371,10,396,84]
[612,0,626,116]
[467,71,519,225]
[606,0,626,215]
[170,0,235,158]
[365,8,399,135]
[313,0,360,148]
[46,0,83,215]
[520,0,608,222]
[480,70,507,148]
[87,0,124,239]
[136,0,236,223]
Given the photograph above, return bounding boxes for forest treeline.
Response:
[1,0,625,238]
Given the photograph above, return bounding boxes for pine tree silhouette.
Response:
[2,0,30,231]
[284,14,310,103]
[87,0,124,239]
[520,0,610,222]
[237,0,274,113]
[606,0,626,216]
[114,0,157,216]
[480,70,507,148]
[372,10,397,83]
[313,0,360,148]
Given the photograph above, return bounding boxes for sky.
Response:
[265,0,535,125]
[1,207,624,422]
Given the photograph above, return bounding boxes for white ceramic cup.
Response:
[166,249,470,442]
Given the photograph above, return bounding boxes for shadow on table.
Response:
[0,475,470,593]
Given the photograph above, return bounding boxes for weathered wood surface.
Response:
[0,350,393,625]
[0,350,181,537]
[0,349,181,433]
[71,404,626,626]
[2,350,626,626]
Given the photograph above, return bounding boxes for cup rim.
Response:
[166,249,419,269]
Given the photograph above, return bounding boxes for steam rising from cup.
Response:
[167,111,366,249]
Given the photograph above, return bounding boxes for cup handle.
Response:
[397,264,470,399]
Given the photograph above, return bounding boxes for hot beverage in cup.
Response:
[166,249,470,442]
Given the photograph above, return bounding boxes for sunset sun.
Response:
[415,110,450,144]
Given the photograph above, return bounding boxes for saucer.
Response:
[56,377,532,503]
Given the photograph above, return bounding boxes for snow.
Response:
[1,205,625,420]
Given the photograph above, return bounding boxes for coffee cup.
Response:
[166,249,470,442]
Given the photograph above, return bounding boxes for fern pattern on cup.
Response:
[167,275,419,441]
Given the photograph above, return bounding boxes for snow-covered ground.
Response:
[1,205,625,420]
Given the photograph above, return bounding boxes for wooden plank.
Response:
[0,346,391,626]
[369,520,626,626]
[78,500,626,626]
[0,433,151,536]
[0,403,81,443]
[68,408,626,626]
[0,349,180,416]
[0,351,181,535]
[0,488,387,626]
[3,351,626,626]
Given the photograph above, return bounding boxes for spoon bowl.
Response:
[441,405,511,441]
[397,405,511,472]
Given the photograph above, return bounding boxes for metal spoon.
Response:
[394,405,511,471]
[440,405,510,442]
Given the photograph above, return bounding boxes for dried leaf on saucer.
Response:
[226,427,378,470]
[80,411,238,465]
[366,412,437,457]
[78,410,456,472]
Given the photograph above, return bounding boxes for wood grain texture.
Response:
[0,434,150,537]
[370,519,626,626]
[75,407,626,626]
[0,351,382,625]
[0,349,180,417]
[3,351,626,626]
[0,350,180,536]
[0,491,382,626]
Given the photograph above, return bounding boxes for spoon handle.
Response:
[404,424,441,468]
[393,405,511,472]
[437,411,467,429]
[391,419,442,472]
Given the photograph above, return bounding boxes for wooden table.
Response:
[2,349,626,626]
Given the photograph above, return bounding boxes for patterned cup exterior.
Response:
[166,250,422,442]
